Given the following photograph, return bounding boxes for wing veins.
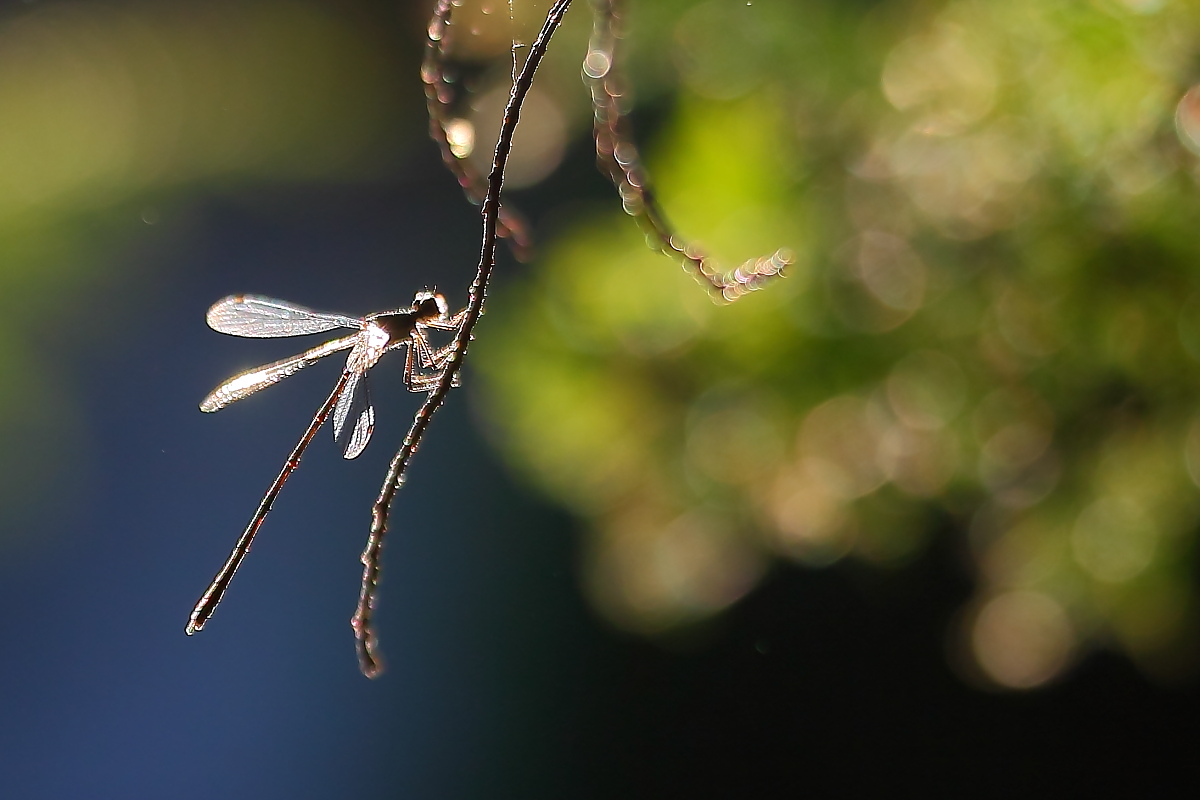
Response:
[207,295,361,338]
[200,333,359,412]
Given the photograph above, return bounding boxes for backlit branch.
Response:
[584,0,791,302]
[357,0,797,675]
[423,0,533,260]
[353,0,574,677]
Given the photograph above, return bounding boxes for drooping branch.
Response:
[353,0,575,678]
[584,0,791,302]
[423,0,533,260]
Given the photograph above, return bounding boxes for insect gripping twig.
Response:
[353,0,575,678]
[185,293,465,647]
[186,0,571,679]
[189,0,790,678]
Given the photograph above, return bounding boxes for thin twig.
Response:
[353,0,575,678]
[584,0,791,302]
[423,0,533,260]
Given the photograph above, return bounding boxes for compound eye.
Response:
[410,297,436,320]
[411,290,452,321]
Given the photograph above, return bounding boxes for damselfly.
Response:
[185,291,465,639]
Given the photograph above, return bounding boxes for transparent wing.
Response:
[206,295,361,338]
[332,366,361,444]
[333,369,375,459]
[336,374,375,461]
[200,334,359,412]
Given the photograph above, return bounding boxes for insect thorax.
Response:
[370,312,418,343]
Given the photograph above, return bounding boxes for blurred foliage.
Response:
[474,0,1200,688]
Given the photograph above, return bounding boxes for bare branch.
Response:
[423,0,534,261]
[354,0,575,678]
[584,0,791,302]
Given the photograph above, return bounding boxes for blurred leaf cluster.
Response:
[475,0,1200,688]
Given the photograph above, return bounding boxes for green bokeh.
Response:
[476,0,1200,687]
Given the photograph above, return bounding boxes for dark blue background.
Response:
[0,1,1197,798]
[0,143,595,795]
[2,159,1195,799]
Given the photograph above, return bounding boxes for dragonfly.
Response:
[185,290,465,639]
